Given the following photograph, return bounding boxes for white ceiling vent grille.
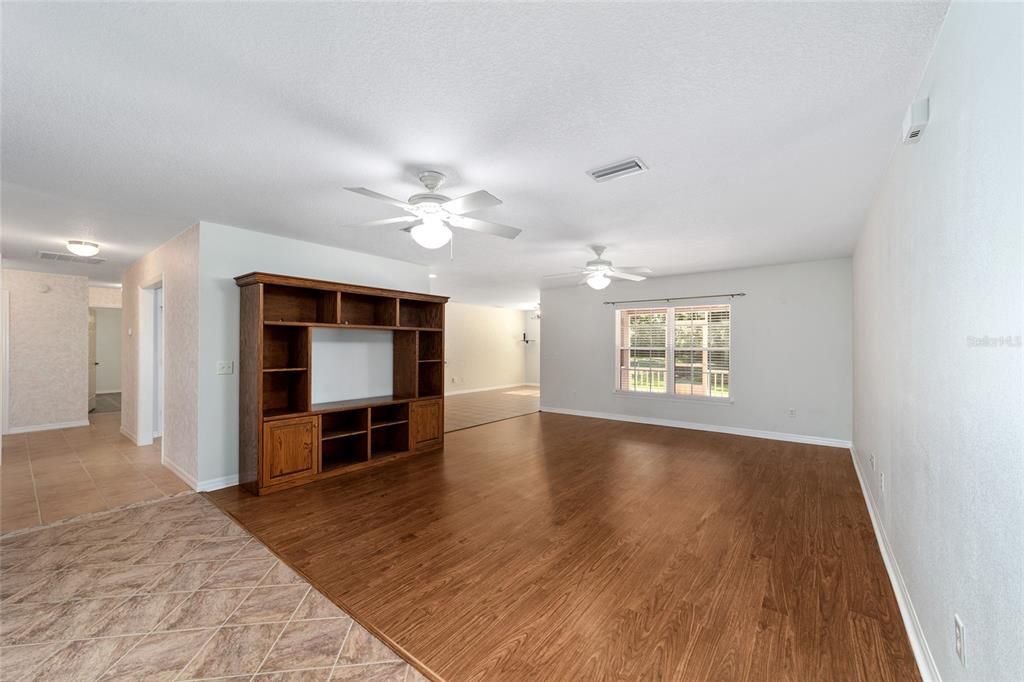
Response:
[38,250,107,265]
[587,157,648,182]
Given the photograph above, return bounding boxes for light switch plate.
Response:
[216,361,234,375]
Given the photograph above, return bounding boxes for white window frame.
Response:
[614,304,732,403]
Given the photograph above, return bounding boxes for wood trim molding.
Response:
[234,272,449,303]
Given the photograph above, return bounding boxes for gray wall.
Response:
[540,258,852,444]
[852,2,1023,680]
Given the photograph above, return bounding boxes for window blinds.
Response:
[617,305,730,398]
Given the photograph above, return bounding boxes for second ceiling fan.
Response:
[545,246,653,290]
[344,171,522,249]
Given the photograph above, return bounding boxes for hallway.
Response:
[1,412,190,532]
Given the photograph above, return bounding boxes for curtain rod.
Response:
[602,292,746,306]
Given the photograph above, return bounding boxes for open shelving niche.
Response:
[239,274,448,494]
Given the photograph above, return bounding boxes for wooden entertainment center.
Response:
[235,272,449,495]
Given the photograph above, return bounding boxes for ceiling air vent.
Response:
[587,157,648,183]
[37,250,107,265]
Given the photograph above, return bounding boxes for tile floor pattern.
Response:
[1,412,191,533]
[443,385,540,433]
[0,494,428,681]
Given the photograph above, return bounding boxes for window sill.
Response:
[613,390,734,405]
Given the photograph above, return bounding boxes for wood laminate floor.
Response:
[207,412,919,682]
[444,385,539,433]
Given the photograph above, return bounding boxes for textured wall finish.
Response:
[121,225,200,484]
[88,285,122,308]
[2,269,88,430]
[852,3,1023,680]
[541,259,853,443]
[444,303,528,393]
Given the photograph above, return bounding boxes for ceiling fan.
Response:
[544,246,653,290]
[344,171,522,249]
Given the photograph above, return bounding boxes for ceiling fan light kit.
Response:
[587,272,612,290]
[345,170,522,251]
[410,215,453,249]
[544,245,653,290]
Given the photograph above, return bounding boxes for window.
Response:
[616,305,730,399]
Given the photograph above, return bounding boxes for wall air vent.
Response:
[587,157,648,182]
[37,250,107,265]
[902,97,929,144]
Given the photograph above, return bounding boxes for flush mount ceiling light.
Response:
[344,171,522,250]
[66,240,100,257]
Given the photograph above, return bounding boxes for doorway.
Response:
[136,281,164,446]
[89,306,123,414]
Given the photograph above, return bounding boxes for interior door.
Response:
[88,308,97,412]
[154,287,164,437]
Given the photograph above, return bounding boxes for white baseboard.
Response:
[539,406,852,448]
[197,475,240,492]
[4,419,90,434]
[849,446,939,682]
[120,425,139,445]
[446,383,536,396]
[160,457,198,491]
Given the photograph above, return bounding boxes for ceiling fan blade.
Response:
[348,216,420,229]
[441,190,502,215]
[450,216,522,240]
[399,220,424,232]
[607,269,646,282]
[542,271,585,279]
[615,266,654,275]
[344,187,413,210]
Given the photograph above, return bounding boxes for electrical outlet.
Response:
[879,472,885,494]
[787,408,796,417]
[954,614,966,666]
[216,361,234,375]
[870,453,875,470]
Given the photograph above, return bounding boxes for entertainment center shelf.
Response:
[236,273,448,495]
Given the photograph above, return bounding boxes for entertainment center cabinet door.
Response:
[411,399,443,449]
[262,416,320,488]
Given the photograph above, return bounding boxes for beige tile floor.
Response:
[444,385,540,433]
[0,494,428,681]
[1,412,191,533]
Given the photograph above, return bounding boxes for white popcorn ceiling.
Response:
[1,2,948,305]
